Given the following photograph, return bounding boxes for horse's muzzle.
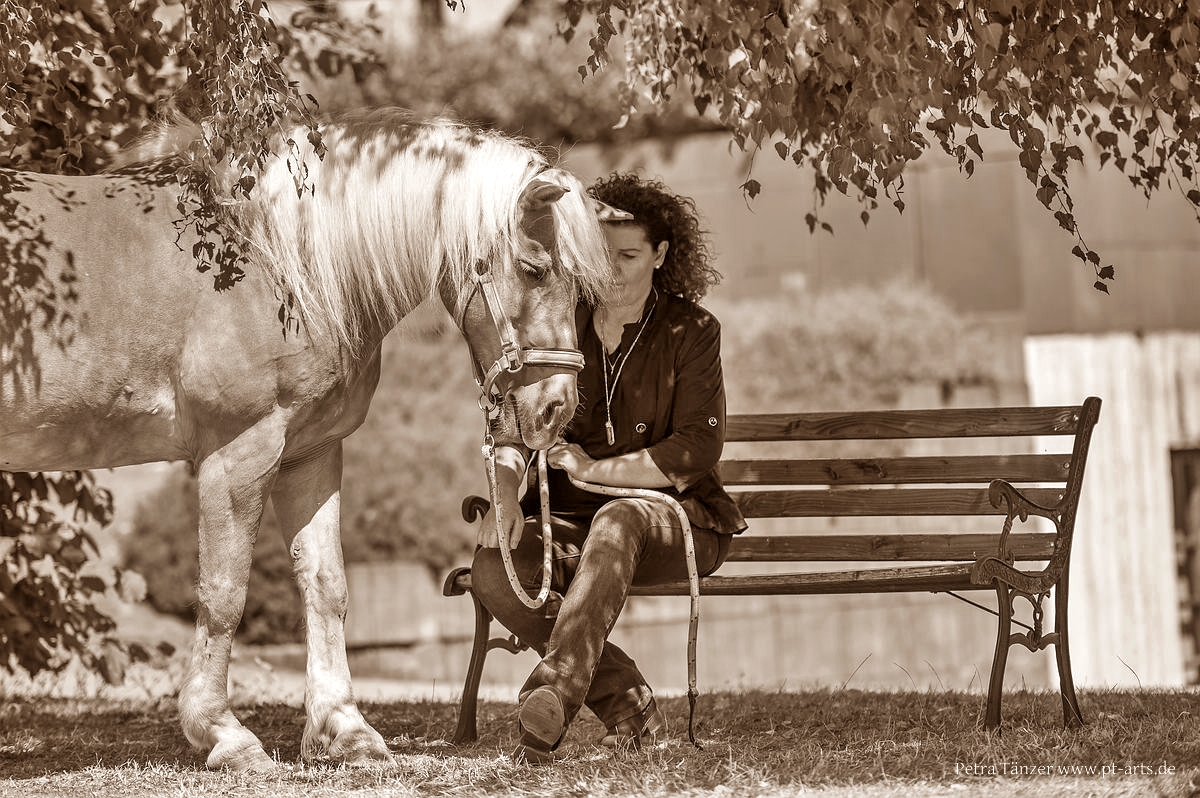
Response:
[510,373,577,450]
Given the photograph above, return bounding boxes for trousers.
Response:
[471,497,728,730]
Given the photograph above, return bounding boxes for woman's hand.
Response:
[546,441,594,481]
[478,489,525,549]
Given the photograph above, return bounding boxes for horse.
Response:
[0,107,613,771]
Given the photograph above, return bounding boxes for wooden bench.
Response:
[443,396,1102,743]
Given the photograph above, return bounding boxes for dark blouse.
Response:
[519,291,747,535]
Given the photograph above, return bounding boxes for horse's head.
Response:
[447,167,612,450]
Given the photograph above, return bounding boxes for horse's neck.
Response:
[337,265,437,355]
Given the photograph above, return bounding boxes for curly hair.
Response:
[588,172,722,303]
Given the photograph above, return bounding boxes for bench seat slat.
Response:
[718,454,1072,486]
[733,486,1064,517]
[629,563,985,596]
[726,405,1082,442]
[725,532,1055,562]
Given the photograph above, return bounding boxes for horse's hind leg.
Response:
[271,440,391,766]
[179,427,282,772]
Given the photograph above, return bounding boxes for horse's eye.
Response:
[520,259,551,282]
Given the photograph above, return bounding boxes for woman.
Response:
[471,173,746,763]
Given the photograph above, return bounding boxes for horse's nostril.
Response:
[542,398,568,429]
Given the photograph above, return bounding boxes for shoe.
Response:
[513,685,566,764]
[599,698,666,751]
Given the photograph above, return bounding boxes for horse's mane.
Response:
[121,108,611,349]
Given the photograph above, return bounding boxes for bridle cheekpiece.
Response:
[458,259,585,412]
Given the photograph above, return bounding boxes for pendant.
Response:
[605,419,615,446]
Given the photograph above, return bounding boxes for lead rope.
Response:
[482,426,554,610]
[565,475,703,748]
[479,414,702,744]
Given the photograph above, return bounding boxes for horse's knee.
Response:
[195,579,249,633]
[291,535,349,617]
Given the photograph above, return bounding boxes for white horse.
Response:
[0,107,612,770]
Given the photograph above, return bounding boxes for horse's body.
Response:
[0,109,611,770]
[2,168,378,472]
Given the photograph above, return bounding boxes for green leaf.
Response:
[741,179,761,199]
[1093,280,1110,293]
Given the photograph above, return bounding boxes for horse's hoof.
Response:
[207,739,277,773]
[328,729,394,767]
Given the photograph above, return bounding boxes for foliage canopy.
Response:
[564,0,1200,292]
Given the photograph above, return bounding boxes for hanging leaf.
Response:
[558,0,1200,288]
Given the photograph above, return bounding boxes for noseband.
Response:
[457,261,585,409]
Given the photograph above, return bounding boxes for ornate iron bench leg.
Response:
[985,581,1012,731]
[1054,570,1085,727]
[453,590,493,744]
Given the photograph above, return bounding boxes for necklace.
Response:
[599,289,657,446]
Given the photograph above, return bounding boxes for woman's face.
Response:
[603,223,668,308]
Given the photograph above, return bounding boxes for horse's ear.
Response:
[589,198,635,222]
[520,176,569,211]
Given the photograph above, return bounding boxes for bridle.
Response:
[457,257,583,611]
[455,260,585,411]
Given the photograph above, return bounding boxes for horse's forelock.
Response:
[547,172,615,304]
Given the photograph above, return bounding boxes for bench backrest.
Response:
[717,397,1102,565]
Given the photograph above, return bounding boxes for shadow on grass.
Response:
[0,697,480,778]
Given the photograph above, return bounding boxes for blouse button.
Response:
[708,417,718,427]
[635,422,647,433]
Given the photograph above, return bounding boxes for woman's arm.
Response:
[643,313,726,489]
[478,443,531,549]
[546,442,671,488]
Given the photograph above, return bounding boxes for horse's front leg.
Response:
[180,424,283,772]
[271,440,392,766]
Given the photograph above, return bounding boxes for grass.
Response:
[2,687,1198,797]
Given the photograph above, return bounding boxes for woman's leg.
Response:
[473,499,724,756]
[470,515,588,654]
[525,498,722,728]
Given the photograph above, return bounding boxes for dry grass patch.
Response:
[1,688,1198,797]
